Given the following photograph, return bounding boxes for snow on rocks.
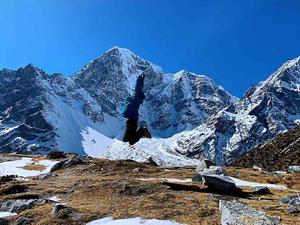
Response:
[228,176,287,190]
[86,217,185,225]
[287,166,300,173]
[0,211,16,218]
[219,200,280,225]
[0,157,58,177]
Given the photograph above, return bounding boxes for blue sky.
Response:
[0,0,300,97]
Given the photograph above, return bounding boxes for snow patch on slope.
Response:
[87,217,185,225]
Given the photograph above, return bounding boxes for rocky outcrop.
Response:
[219,200,280,225]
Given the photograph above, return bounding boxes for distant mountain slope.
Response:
[233,124,300,171]
[157,56,300,165]
[0,47,235,160]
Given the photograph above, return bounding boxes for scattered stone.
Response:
[192,173,204,183]
[195,159,215,173]
[280,194,300,214]
[0,199,43,213]
[0,175,17,184]
[287,205,299,214]
[287,165,300,173]
[0,218,8,225]
[37,172,52,180]
[219,200,278,225]
[132,168,141,174]
[47,151,67,159]
[50,156,88,172]
[201,175,237,192]
[51,204,72,219]
[14,217,30,225]
[253,186,271,195]
[280,194,300,206]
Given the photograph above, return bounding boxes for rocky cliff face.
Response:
[166,57,300,165]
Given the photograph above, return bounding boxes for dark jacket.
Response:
[122,74,145,121]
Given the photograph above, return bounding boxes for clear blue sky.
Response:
[1,0,300,97]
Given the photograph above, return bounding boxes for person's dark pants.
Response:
[123,119,145,145]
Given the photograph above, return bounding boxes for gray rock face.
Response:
[219,200,279,225]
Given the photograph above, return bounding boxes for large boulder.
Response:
[195,159,215,173]
[219,200,280,225]
[201,166,224,176]
[192,166,225,184]
[201,175,237,192]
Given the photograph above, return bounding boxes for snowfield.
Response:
[0,157,58,177]
[87,217,185,225]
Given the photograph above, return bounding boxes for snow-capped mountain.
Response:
[164,56,300,165]
[0,64,119,154]
[74,47,236,137]
[0,47,235,159]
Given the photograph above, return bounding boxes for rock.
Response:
[50,156,87,172]
[0,218,8,225]
[132,168,141,174]
[14,217,30,225]
[47,151,66,159]
[195,159,215,173]
[192,173,204,183]
[287,205,299,214]
[201,166,224,175]
[201,175,237,192]
[145,157,159,167]
[0,175,17,184]
[287,165,300,173]
[37,172,52,180]
[0,199,42,213]
[51,204,71,219]
[253,186,271,195]
[253,165,262,171]
[280,194,300,206]
[219,200,278,225]
[0,184,28,195]
[270,216,281,224]
[280,194,300,214]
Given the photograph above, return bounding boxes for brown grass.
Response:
[19,164,46,171]
[2,157,299,225]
